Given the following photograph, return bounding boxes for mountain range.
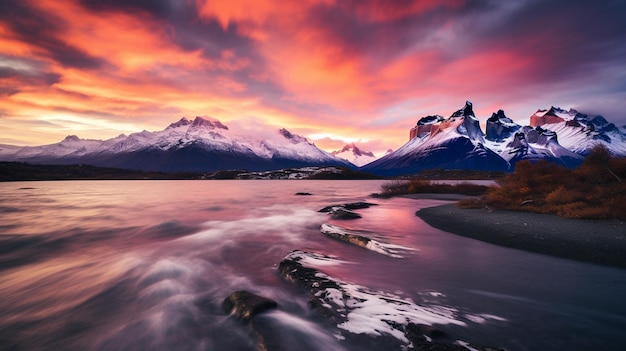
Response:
[1,102,624,176]
[361,101,626,176]
[0,117,352,172]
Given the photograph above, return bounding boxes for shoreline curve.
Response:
[416,204,626,269]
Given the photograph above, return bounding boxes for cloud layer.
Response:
[1,0,625,154]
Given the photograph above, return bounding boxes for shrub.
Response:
[380,180,411,196]
[481,150,626,220]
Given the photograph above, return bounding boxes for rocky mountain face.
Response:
[0,117,354,172]
[361,101,626,176]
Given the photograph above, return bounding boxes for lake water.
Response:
[0,180,624,351]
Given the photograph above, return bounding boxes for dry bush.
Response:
[482,147,626,220]
[380,180,410,196]
[545,186,586,205]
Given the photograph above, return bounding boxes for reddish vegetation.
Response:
[459,145,626,220]
[380,179,490,197]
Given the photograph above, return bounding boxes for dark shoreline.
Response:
[416,204,626,269]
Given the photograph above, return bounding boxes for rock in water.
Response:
[222,290,278,322]
[330,208,362,220]
[318,202,378,212]
[278,250,506,351]
[320,223,413,258]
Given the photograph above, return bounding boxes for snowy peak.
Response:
[530,106,575,126]
[167,117,192,129]
[189,116,229,131]
[450,100,484,142]
[331,143,376,167]
[486,109,520,142]
[408,101,484,142]
[528,106,626,155]
[166,116,229,131]
[278,128,308,144]
[450,100,475,119]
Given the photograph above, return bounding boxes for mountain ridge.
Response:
[1,103,624,175]
[0,116,354,172]
[361,101,626,176]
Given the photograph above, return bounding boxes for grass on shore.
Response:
[381,145,626,220]
[380,179,491,197]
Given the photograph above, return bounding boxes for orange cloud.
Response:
[1,0,625,154]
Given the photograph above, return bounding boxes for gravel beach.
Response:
[416,204,626,269]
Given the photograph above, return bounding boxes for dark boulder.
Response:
[318,202,378,212]
[330,208,362,220]
[222,290,278,322]
[295,192,312,196]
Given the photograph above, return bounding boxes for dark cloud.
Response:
[78,0,173,19]
[0,1,105,69]
[0,56,61,95]
[465,0,626,81]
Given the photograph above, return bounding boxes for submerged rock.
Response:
[222,290,278,322]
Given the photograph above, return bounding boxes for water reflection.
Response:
[0,180,624,351]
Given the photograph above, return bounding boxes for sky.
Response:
[1,0,626,156]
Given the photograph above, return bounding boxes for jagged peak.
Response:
[487,109,517,125]
[488,109,507,122]
[545,106,560,116]
[332,143,375,158]
[167,117,192,129]
[450,100,475,118]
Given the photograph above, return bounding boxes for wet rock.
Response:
[320,223,412,258]
[343,202,378,210]
[321,223,371,247]
[295,192,312,196]
[318,202,378,213]
[222,290,278,322]
[278,250,505,351]
[278,251,346,324]
[330,208,362,220]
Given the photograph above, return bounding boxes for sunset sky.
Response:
[1,0,625,156]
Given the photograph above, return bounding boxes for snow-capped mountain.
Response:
[361,101,509,176]
[361,101,625,176]
[484,110,583,167]
[0,117,354,172]
[331,143,377,167]
[529,107,626,156]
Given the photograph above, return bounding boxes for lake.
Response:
[0,180,624,350]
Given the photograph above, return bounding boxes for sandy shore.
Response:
[416,204,626,269]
